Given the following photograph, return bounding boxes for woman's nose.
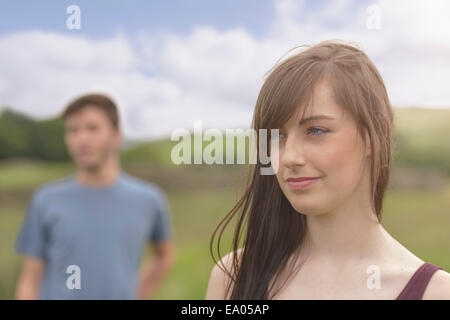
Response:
[280,135,306,168]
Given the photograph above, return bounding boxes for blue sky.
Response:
[0,0,449,139]
[0,0,277,38]
[0,0,376,38]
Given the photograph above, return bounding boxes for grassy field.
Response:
[0,107,449,299]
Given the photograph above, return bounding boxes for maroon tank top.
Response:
[395,262,443,300]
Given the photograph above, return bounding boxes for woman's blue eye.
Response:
[307,127,328,136]
[273,128,328,140]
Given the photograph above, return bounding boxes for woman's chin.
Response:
[289,200,326,216]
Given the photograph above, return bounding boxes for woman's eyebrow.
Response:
[299,115,335,125]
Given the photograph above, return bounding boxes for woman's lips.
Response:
[286,177,320,190]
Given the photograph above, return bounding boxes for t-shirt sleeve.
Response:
[149,187,172,243]
[14,190,47,259]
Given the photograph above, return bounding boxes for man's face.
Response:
[64,106,121,170]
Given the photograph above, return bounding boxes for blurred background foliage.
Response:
[0,108,69,161]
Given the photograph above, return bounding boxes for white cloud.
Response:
[0,0,449,139]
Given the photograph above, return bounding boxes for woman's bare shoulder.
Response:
[422,268,450,299]
[381,234,450,299]
[205,248,244,300]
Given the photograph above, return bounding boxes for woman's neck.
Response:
[303,199,386,267]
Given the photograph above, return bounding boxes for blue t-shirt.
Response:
[14,171,172,299]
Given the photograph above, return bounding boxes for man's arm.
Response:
[15,256,45,300]
[136,239,176,299]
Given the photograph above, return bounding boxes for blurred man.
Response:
[14,93,175,299]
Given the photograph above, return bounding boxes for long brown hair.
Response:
[210,40,394,299]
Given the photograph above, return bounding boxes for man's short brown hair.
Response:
[62,93,120,129]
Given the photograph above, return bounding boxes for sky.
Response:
[0,0,449,140]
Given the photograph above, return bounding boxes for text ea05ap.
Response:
[226,304,269,315]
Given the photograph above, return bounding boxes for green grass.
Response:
[0,159,73,191]
[393,107,450,174]
[0,204,23,299]
[381,185,450,267]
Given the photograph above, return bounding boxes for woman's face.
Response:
[272,80,372,216]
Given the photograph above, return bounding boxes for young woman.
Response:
[206,40,450,300]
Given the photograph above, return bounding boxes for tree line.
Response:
[0,108,69,161]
